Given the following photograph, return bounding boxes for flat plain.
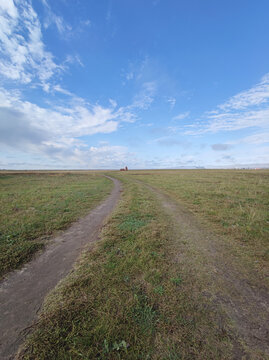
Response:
[0,172,112,278]
[1,170,268,359]
[126,169,269,269]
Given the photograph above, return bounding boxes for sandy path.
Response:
[0,176,121,360]
[142,181,269,359]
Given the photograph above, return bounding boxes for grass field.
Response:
[19,176,232,359]
[124,169,269,268]
[4,169,268,359]
[0,172,112,278]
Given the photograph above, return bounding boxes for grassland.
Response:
[8,169,269,359]
[0,172,112,278]
[124,169,269,268]
[19,176,233,359]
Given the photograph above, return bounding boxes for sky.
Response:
[0,0,269,169]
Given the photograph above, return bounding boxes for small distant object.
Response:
[120,166,128,171]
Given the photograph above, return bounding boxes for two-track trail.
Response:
[0,176,121,360]
[139,180,269,359]
[1,174,268,359]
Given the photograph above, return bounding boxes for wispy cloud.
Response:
[218,73,269,111]
[41,0,71,34]
[211,144,232,151]
[130,81,157,110]
[0,0,63,90]
[186,73,269,135]
[173,111,190,121]
[153,136,191,147]
[166,97,176,109]
[125,71,134,81]
[231,132,269,145]
[65,54,84,68]
[80,19,91,28]
[0,0,148,169]
[53,84,73,96]
[122,56,150,84]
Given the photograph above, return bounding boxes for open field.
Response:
[19,176,232,359]
[17,169,269,359]
[0,172,112,278]
[124,169,269,271]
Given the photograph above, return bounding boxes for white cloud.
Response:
[53,84,73,96]
[173,111,190,121]
[0,87,136,167]
[197,108,269,134]
[185,73,269,135]
[130,81,157,110]
[0,145,137,170]
[0,0,18,17]
[232,132,269,145]
[65,54,84,68]
[122,56,150,84]
[81,19,91,27]
[218,73,269,111]
[167,97,176,109]
[82,145,136,169]
[41,0,71,34]
[228,146,269,166]
[0,0,62,89]
[126,71,134,81]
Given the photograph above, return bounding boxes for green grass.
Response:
[19,177,232,359]
[0,172,112,277]
[124,169,269,266]
[11,169,269,358]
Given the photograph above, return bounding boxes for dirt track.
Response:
[143,182,269,359]
[0,176,121,360]
[1,176,268,359]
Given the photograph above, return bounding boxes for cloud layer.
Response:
[0,1,268,169]
[0,86,138,167]
[186,73,269,139]
[0,0,62,90]
[0,1,155,169]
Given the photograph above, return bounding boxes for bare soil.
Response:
[0,176,121,360]
[144,182,269,359]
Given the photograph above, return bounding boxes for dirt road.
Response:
[0,176,121,360]
[143,182,269,359]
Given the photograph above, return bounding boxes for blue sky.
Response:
[0,0,269,169]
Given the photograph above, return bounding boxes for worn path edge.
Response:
[137,180,269,359]
[0,176,121,360]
